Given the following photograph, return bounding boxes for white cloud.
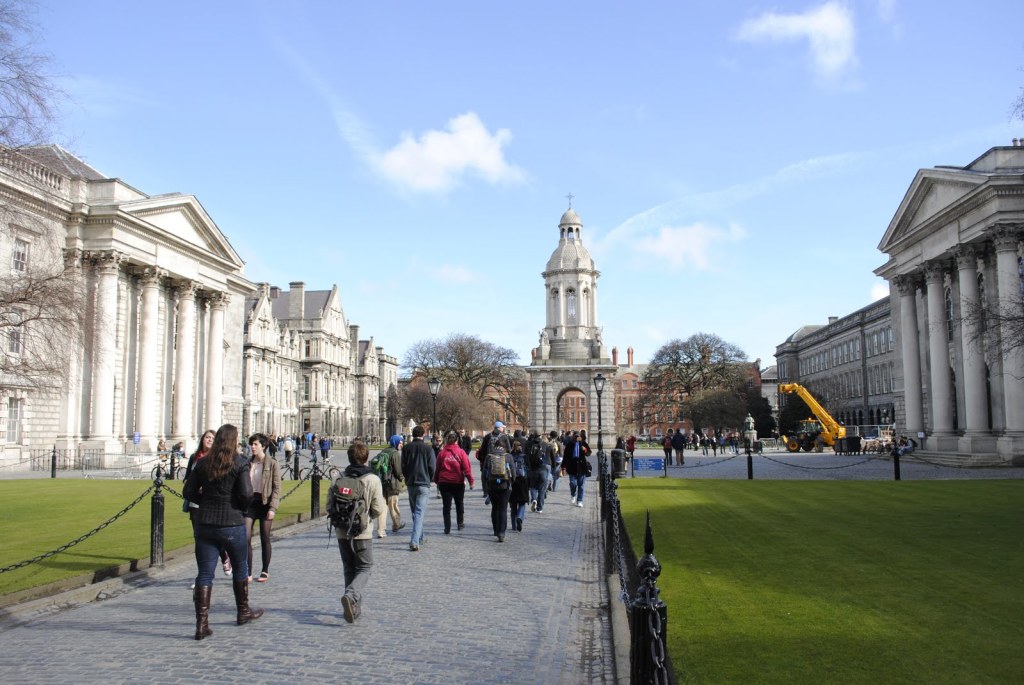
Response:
[371,112,526,192]
[870,281,889,301]
[736,1,857,81]
[631,222,747,271]
[433,264,477,284]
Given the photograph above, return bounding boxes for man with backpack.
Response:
[526,430,551,514]
[401,425,436,551]
[477,421,512,505]
[371,435,406,539]
[327,441,385,624]
[548,430,563,492]
[484,442,516,542]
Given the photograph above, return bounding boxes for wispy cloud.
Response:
[371,112,527,192]
[736,1,857,82]
[273,40,524,194]
[433,264,477,284]
[870,281,889,301]
[632,222,747,270]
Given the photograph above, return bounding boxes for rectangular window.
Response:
[579,411,586,423]
[12,239,29,272]
[8,325,22,355]
[569,411,575,422]
[631,380,637,389]
[303,376,310,401]
[579,397,585,407]
[7,397,20,443]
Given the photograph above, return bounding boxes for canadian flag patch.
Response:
[340,487,353,495]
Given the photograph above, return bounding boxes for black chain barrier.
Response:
[675,454,741,469]
[0,484,156,574]
[759,453,889,470]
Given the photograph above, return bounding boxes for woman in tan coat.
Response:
[244,433,282,583]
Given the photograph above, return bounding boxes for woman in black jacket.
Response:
[182,424,263,640]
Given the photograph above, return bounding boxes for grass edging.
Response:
[0,512,319,626]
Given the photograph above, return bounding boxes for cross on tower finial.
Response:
[566,192,574,209]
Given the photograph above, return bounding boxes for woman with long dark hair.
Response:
[182,424,263,640]
[183,429,232,576]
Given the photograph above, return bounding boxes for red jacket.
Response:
[434,444,475,487]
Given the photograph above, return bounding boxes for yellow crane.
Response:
[778,383,846,453]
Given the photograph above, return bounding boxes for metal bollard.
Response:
[631,511,669,685]
[51,445,57,479]
[167,451,176,481]
[151,479,165,568]
[293,453,299,480]
[311,470,321,519]
[893,450,901,481]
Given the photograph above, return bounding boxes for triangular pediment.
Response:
[119,194,244,268]
[877,169,985,254]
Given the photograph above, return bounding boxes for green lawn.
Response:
[617,479,1024,685]
[0,479,326,597]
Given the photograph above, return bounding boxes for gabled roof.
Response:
[271,290,332,321]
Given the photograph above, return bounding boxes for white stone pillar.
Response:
[924,262,955,434]
[134,268,164,439]
[993,226,1024,433]
[172,282,198,440]
[894,274,924,433]
[954,245,988,433]
[90,252,123,438]
[205,292,227,430]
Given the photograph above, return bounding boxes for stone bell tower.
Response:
[527,202,616,445]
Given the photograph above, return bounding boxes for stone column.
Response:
[90,251,123,439]
[134,268,165,440]
[924,261,954,435]
[954,245,988,433]
[894,274,923,434]
[993,225,1024,434]
[205,292,227,430]
[172,282,198,440]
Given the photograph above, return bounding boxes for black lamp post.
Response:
[427,377,441,439]
[593,373,606,455]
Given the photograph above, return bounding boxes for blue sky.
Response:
[39,0,1023,369]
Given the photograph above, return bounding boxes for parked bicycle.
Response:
[298,454,341,482]
[150,453,186,481]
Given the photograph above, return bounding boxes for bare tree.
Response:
[399,381,489,436]
[0,1,82,393]
[636,333,748,430]
[403,333,527,423]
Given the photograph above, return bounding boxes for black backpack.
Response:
[327,474,368,538]
[527,440,544,470]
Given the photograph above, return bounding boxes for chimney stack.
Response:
[270,286,280,299]
[612,346,619,365]
[289,282,305,320]
[627,346,634,367]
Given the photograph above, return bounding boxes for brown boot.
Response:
[193,585,213,640]
[233,580,264,625]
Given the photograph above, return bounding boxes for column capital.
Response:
[62,248,83,269]
[204,290,229,309]
[139,266,168,286]
[992,223,1022,253]
[892,272,922,295]
[922,260,949,285]
[173,280,200,299]
[87,250,126,275]
[952,243,979,270]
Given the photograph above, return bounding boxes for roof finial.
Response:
[566,192,574,209]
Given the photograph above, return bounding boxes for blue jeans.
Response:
[529,467,549,510]
[568,473,586,503]
[551,465,562,491]
[407,484,430,545]
[193,523,248,586]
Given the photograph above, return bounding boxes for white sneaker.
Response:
[530,499,537,512]
[570,497,576,505]
[576,501,584,507]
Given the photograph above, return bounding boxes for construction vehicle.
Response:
[778,383,846,453]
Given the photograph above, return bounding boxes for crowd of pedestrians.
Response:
[179,420,593,636]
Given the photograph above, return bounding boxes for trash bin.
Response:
[610,449,627,478]
[835,436,862,454]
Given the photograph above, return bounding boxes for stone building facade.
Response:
[775,298,896,433]
[528,207,616,446]
[0,146,396,468]
[875,143,1024,462]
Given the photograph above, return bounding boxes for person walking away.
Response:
[329,441,385,623]
[672,428,687,466]
[508,440,530,532]
[372,435,406,538]
[401,425,436,551]
[477,421,512,504]
[319,435,330,462]
[243,433,281,584]
[182,424,262,640]
[484,444,515,542]
[527,431,551,513]
[433,431,474,534]
[563,432,591,507]
[625,435,636,462]
[661,431,673,465]
[458,429,473,456]
[548,431,563,492]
